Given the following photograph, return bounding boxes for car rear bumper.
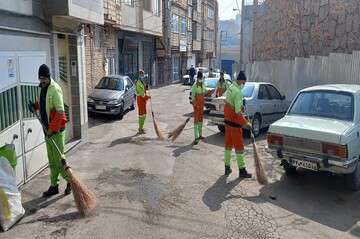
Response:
[266,146,358,174]
[208,111,225,125]
[88,103,123,115]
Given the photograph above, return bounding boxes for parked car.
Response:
[88,75,136,118]
[267,84,360,190]
[183,67,209,85]
[188,74,232,108]
[207,82,290,136]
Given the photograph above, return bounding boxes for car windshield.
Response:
[197,68,209,74]
[95,77,124,91]
[204,78,218,88]
[288,90,354,121]
[242,83,255,98]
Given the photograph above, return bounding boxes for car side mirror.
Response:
[281,95,286,100]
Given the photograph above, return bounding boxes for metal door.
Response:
[0,51,48,186]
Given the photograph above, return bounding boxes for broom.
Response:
[168,117,191,142]
[30,105,97,217]
[147,89,166,140]
[250,132,268,185]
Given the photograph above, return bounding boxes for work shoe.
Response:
[64,183,71,195]
[225,166,232,176]
[137,129,146,135]
[42,185,59,198]
[239,168,252,178]
[199,136,205,140]
[193,138,200,145]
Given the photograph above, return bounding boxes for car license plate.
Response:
[290,158,318,171]
[95,105,106,110]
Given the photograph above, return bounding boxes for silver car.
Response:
[87,75,136,118]
[207,82,291,136]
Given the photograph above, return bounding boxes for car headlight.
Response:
[108,99,120,105]
[88,97,95,103]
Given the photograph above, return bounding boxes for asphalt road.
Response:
[2,84,360,239]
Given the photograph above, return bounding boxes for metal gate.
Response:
[0,52,48,186]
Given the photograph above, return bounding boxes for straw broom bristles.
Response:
[250,134,268,185]
[168,117,191,142]
[152,112,166,140]
[61,159,97,217]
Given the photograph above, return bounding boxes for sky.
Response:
[218,0,253,20]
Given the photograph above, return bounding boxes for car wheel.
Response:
[218,125,225,134]
[282,160,297,175]
[346,161,360,191]
[252,114,261,137]
[117,104,124,120]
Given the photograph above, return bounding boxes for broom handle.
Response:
[243,103,255,141]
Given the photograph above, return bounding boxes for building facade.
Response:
[85,0,163,91]
[0,0,102,186]
[161,0,218,83]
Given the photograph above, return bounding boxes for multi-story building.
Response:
[86,0,163,91]
[163,0,218,83]
[200,0,218,69]
[0,0,102,186]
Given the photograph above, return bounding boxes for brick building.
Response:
[85,0,163,92]
[161,0,218,83]
[252,0,360,61]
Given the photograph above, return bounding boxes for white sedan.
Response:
[267,84,360,191]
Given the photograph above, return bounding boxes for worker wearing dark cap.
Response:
[223,71,252,178]
[191,71,207,144]
[29,64,70,197]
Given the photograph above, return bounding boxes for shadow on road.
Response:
[88,109,133,128]
[20,211,80,225]
[243,170,360,233]
[22,194,67,217]
[202,175,243,212]
[108,134,159,147]
[167,143,200,157]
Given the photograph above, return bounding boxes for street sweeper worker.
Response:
[224,71,253,178]
[136,70,151,134]
[215,71,229,97]
[191,71,207,144]
[30,64,70,197]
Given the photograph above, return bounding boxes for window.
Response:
[289,91,354,121]
[94,27,104,49]
[181,16,187,34]
[258,85,270,100]
[242,84,255,98]
[208,6,214,19]
[266,85,282,100]
[123,0,133,6]
[188,6,192,17]
[171,14,179,33]
[126,77,134,87]
[208,30,214,40]
[144,0,151,12]
[95,77,124,91]
[192,21,197,40]
[153,0,160,15]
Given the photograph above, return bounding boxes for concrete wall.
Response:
[245,51,360,101]
[253,0,360,61]
[121,3,162,37]
[0,0,33,16]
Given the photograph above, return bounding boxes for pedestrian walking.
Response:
[191,71,207,144]
[30,64,70,197]
[215,71,229,97]
[136,70,151,134]
[189,65,196,85]
[223,71,252,178]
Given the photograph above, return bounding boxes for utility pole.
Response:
[234,0,244,70]
[219,31,227,70]
[239,0,245,70]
